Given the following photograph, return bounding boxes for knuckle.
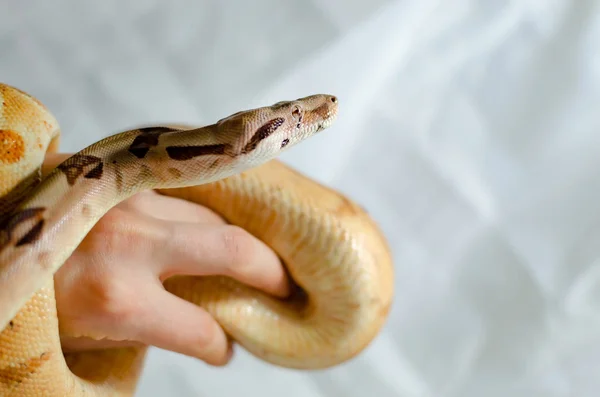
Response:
[219,225,256,274]
[90,275,137,321]
[88,208,164,254]
[86,209,133,250]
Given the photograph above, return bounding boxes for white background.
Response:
[3,1,600,396]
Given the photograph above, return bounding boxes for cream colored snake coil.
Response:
[0,83,393,396]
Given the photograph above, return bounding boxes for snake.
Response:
[0,82,393,396]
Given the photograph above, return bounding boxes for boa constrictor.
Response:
[0,83,393,396]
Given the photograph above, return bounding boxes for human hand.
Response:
[42,153,290,366]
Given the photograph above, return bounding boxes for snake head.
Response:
[216,94,338,160]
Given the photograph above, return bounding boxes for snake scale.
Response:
[0,83,393,396]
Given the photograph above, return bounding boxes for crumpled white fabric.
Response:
[2,0,600,396]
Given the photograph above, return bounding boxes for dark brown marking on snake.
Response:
[207,158,220,170]
[3,207,45,228]
[166,144,231,161]
[8,321,13,329]
[0,169,41,221]
[56,155,104,186]
[133,164,156,185]
[114,167,124,194]
[167,167,183,178]
[0,352,51,386]
[84,161,104,180]
[16,219,44,247]
[128,127,177,159]
[138,164,154,180]
[128,146,149,159]
[281,138,289,149]
[0,207,45,251]
[241,117,285,154]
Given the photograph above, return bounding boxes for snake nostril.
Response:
[330,96,337,103]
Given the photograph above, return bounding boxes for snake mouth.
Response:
[315,107,338,133]
[317,114,337,133]
[309,121,328,135]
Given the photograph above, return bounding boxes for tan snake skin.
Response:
[0,83,393,396]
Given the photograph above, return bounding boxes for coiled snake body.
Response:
[0,83,393,396]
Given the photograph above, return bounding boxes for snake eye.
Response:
[292,105,302,121]
[292,106,303,129]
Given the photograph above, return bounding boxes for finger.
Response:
[126,278,233,366]
[121,191,224,224]
[158,222,290,298]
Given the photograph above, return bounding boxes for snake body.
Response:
[0,83,393,396]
